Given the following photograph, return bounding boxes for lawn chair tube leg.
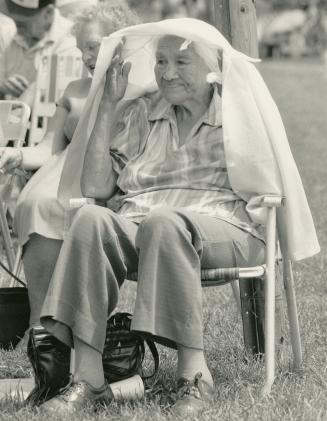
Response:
[9,244,23,287]
[262,206,277,396]
[70,349,76,374]
[0,201,15,271]
[13,244,23,276]
[231,279,241,313]
[283,258,302,370]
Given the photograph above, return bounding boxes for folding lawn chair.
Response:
[0,51,88,277]
[29,51,88,146]
[0,100,31,283]
[70,195,302,396]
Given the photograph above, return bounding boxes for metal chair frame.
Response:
[124,195,302,395]
[0,151,302,395]
[0,50,88,275]
[29,52,88,146]
[0,101,30,283]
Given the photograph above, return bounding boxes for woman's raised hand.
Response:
[103,37,131,103]
[0,147,23,174]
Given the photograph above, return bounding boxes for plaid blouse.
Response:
[109,89,263,240]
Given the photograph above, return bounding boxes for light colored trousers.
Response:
[39,205,265,352]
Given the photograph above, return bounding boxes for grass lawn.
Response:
[0,59,326,420]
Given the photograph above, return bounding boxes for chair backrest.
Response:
[0,101,31,147]
[29,51,88,146]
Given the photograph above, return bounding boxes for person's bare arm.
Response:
[0,101,69,173]
[81,39,131,200]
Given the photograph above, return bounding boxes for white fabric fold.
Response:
[58,18,320,261]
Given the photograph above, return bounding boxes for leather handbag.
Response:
[0,261,30,349]
[102,312,159,384]
[0,287,30,349]
[26,313,159,406]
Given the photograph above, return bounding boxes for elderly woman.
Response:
[38,19,319,416]
[0,0,139,327]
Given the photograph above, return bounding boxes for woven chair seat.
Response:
[126,265,266,287]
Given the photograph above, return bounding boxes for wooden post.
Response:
[213,0,261,356]
[205,0,215,24]
[213,0,258,57]
[212,0,285,357]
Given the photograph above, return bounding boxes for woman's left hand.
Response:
[103,37,132,104]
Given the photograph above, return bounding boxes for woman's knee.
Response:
[69,205,117,239]
[137,209,187,244]
[23,234,62,268]
[23,235,63,292]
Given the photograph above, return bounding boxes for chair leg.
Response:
[0,201,15,271]
[14,245,23,277]
[230,279,241,313]
[70,349,76,374]
[283,259,302,370]
[10,244,23,287]
[262,206,277,396]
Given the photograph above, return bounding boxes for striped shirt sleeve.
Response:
[109,97,151,176]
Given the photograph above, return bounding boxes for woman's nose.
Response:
[163,63,178,80]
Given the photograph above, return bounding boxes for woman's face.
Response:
[154,36,211,106]
[76,21,104,74]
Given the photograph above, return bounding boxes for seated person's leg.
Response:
[40,205,138,395]
[132,208,265,386]
[23,234,62,327]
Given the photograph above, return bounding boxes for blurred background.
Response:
[126,0,327,61]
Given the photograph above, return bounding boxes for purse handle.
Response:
[142,337,160,382]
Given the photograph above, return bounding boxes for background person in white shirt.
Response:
[0,0,76,104]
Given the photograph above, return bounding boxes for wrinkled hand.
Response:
[0,147,23,174]
[1,74,29,97]
[103,38,131,103]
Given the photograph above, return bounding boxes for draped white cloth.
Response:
[58,18,320,262]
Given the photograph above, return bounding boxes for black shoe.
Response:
[25,327,71,406]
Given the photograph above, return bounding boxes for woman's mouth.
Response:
[164,83,183,88]
[164,84,185,92]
